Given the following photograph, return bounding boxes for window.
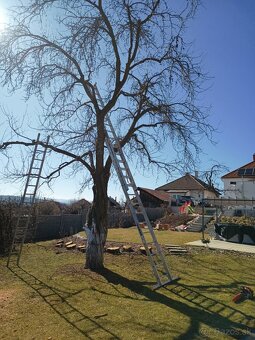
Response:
[230,181,236,185]
[245,168,253,175]
[238,168,255,176]
[238,169,245,176]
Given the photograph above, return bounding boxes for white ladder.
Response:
[7,133,49,267]
[95,86,177,289]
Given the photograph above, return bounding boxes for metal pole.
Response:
[201,191,205,241]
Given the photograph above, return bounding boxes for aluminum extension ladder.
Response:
[7,133,50,267]
[95,86,177,289]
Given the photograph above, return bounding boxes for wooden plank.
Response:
[165,244,183,248]
[168,249,188,254]
[66,243,76,249]
[140,246,152,254]
[65,241,73,246]
[77,246,86,252]
[106,247,120,254]
[122,245,134,252]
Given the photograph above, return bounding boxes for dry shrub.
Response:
[0,202,19,254]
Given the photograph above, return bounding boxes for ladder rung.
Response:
[153,277,179,290]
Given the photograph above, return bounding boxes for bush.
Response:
[108,208,166,228]
[36,200,61,215]
[0,202,19,254]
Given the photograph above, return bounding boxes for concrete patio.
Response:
[186,239,255,254]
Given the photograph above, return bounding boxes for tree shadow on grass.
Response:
[95,268,255,339]
[8,264,120,340]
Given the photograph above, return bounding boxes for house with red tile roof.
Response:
[156,173,220,203]
[137,187,171,208]
[221,154,255,199]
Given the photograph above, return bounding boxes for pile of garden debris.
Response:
[155,213,195,231]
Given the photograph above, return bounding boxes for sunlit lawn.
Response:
[80,227,202,245]
[1,236,254,339]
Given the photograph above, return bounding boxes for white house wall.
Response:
[223,178,255,199]
[167,189,217,202]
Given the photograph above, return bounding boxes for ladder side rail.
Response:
[104,121,172,278]
[106,136,162,284]
[127,199,162,285]
[110,148,172,280]
[94,85,173,286]
[18,135,50,261]
[8,148,39,265]
[8,134,49,266]
[105,122,170,284]
[133,194,173,280]
[21,133,41,204]
[29,135,50,205]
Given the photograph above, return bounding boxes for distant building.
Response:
[137,187,171,208]
[108,197,122,210]
[156,173,220,203]
[222,154,255,199]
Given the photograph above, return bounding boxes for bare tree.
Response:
[200,162,229,193]
[0,0,213,269]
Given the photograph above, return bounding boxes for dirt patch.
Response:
[51,235,255,260]
[0,288,18,306]
[52,235,180,256]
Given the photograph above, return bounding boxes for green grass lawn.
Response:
[81,227,203,245]
[0,233,255,339]
[110,227,203,244]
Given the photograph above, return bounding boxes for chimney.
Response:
[195,170,199,178]
[253,153,255,161]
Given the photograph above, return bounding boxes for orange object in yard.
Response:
[232,286,253,303]
[232,292,243,303]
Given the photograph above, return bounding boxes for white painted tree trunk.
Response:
[84,224,106,270]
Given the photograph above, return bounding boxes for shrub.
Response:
[0,202,19,254]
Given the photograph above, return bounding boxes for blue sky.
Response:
[186,0,255,168]
[0,1,254,201]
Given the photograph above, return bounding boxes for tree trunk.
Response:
[84,224,107,270]
[84,109,110,270]
[84,172,109,270]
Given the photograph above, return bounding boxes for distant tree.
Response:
[65,199,91,214]
[200,162,229,193]
[0,0,213,269]
[36,200,61,215]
